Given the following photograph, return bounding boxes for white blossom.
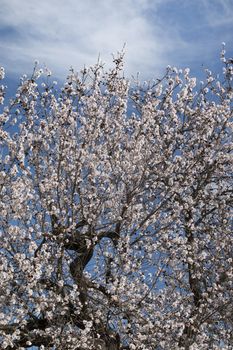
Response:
[0,50,232,350]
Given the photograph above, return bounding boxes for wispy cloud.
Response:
[200,0,233,27]
[0,0,232,79]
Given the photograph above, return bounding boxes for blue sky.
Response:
[0,0,233,81]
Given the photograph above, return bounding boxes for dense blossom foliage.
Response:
[0,47,232,349]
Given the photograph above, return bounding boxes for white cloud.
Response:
[0,0,232,79]
[0,0,187,78]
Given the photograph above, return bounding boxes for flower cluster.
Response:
[0,49,232,349]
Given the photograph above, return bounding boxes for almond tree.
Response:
[0,47,232,349]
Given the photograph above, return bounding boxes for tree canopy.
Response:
[0,48,232,349]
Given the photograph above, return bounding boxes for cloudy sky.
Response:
[0,0,233,81]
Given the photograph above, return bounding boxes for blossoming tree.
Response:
[0,47,232,350]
